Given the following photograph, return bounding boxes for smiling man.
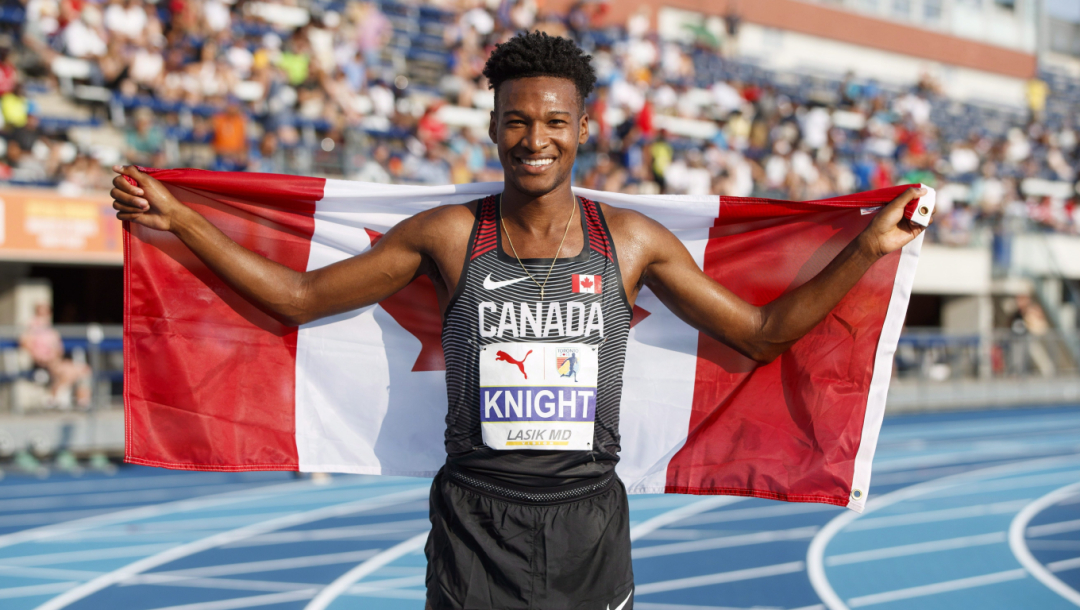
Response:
[110,32,927,610]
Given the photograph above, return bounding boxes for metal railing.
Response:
[0,324,123,414]
[895,328,1080,381]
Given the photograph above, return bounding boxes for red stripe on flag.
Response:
[124,170,323,471]
[665,198,903,505]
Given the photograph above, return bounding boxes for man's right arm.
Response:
[111,165,428,326]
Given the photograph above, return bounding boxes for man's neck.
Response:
[500,181,578,238]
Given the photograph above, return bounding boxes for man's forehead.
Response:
[496,76,580,110]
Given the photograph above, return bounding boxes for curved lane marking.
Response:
[31,485,430,610]
[807,454,1080,610]
[1008,480,1080,607]
[629,497,743,542]
[148,589,319,610]
[304,531,429,610]
[635,560,805,595]
[0,478,344,551]
[846,568,1027,608]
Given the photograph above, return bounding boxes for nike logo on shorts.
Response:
[482,274,528,290]
[607,589,632,610]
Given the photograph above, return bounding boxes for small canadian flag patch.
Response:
[572,274,602,294]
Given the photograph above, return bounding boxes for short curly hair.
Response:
[482,31,597,108]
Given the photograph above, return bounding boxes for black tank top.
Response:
[441,194,633,491]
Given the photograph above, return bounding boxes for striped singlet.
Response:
[441,194,633,493]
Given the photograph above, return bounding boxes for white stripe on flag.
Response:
[296,181,502,475]
[847,187,934,511]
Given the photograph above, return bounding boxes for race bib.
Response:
[479,342,599,451]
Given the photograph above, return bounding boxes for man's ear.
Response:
[578,109,590,145]
[489,110,497,144]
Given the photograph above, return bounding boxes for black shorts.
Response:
[425,467,635,610]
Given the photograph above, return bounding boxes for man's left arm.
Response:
[639,187,928,364]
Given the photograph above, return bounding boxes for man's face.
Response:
[489,76,589,198]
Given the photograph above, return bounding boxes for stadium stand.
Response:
[1,0,1077,242]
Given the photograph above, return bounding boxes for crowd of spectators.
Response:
[0,0,1078,246]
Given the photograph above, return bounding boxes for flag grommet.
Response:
[851,489,863,499]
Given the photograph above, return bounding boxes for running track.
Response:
[1,405,1079,610]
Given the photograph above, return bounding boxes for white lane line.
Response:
[878,414,1080,440]
[633,526,818,559]
[1029,541,1080,551]
[0,566,103,580]
[304,531,429,610]
[223,519,431,547]
[46,513,297,540]
[0,543,177,566]
[1050,558,1080,573]
[146,589,319,610]
[634,602,784,610]
[0,509,136,529]
[845,499,1031,531]
[345,588,427,600]
[677,502,837,527]
[133,549,382,580]
[807,454,1080,610]
[873,444,1080,473]
[629,497,744,542]
[635,561,805,595]
[922,470,1080,501]
[32,485,430,610]
[0,478,342,551]
[124,575,311,593]
[0,473,286,498]
[347,574,426,592]
[1009,480,1080,607]
[0,484,283,513]
[846,569,1027,607]
[1029,518,1080,538]
[825,532,1006,566]
[0,582,80,599]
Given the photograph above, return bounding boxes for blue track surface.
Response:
[2,405,1080,610]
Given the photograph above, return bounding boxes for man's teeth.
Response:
[521,158,554,167]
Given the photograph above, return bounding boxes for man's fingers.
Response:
[112,172,145,196]
[111,188,148,209]
[888,186,928,211]
[112,165,149,191]
[113,200,145,214]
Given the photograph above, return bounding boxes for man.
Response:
[111,32,926,610]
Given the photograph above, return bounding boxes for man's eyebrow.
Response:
[501,109,573,118]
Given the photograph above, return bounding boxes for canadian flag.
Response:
[572,274,602,294]
[124,169,933,511]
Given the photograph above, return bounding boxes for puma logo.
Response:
[495,350,532,379]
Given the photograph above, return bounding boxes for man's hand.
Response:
[857,186,930,259]
[111,165,188,233]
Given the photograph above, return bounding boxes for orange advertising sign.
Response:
[0,190,122,264]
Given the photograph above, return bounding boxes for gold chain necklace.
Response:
[499,196,576,300]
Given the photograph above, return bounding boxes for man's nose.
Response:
[523,123,549,151]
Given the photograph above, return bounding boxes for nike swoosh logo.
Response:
[482,274,529,290]
[607,589,632,610]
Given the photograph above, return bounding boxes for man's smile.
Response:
[515,156,556,171]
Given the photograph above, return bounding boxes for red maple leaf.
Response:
[580,276,594,289]
[366,229,445,371]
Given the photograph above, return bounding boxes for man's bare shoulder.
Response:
[394,200,481,255]
[597,201,671,242]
